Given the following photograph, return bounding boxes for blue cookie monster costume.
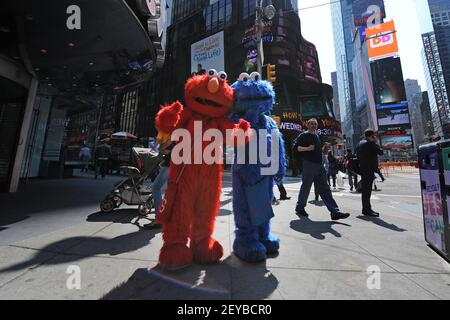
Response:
[230,72,286,262]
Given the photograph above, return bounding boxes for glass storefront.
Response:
[0,76,27,192]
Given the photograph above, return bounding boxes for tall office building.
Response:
[421,91,436,140]
[330,0,386,148]
[416,0,450,138]
[331,72,341,122]
[405,79,425,146]
[331,0,358,148]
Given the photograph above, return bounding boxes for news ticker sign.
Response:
[366,21,399,61]
[272,113,343,140]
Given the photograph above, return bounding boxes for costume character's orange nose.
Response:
[208,77,220,94]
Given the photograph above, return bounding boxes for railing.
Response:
[379,162,419,176]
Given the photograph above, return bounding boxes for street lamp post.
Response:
[255,0,276,76]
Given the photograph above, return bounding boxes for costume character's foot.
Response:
[233,240,267,263]
[192,237,223,264]
[159,243,193,271]
[259,234,280,255]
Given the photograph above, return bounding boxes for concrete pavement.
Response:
[0,170,449,300]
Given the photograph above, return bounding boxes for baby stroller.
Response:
[100,147,164,215]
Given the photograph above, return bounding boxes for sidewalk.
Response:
[0,172,449,300]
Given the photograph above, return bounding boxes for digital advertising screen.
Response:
[352,0,386,28]
[371,57,407,105]
[381,134,414,149]
[376,102,411,128]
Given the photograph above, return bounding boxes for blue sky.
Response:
[298,0,427,90]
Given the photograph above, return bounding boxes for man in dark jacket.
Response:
[356,129,384,217]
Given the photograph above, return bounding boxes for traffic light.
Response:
[266,64,276,83]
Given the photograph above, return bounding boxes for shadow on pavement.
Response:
[0,177,122,230]
[290,218,351,240]
[0,228,160,273]
[101,255,279,300]
[219,209,232,216]
[356,216,407,232]
[308,200,326,207]
[87,209,152,224]
[220,198,232,207]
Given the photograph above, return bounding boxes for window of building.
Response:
[243,0,256,20]
[205,0,233,32]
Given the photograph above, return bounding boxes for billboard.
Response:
[371,56,407,105]
[191,31,225,74]
[366,21,399,61]
[381,134,414,149]
[376,102,411,129]
[352,0,386,27]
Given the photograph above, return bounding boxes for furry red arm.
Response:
[155,101,192,134]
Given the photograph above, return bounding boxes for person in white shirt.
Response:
[78,144,92,172]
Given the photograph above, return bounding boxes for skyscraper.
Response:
[331,0,386,148]
[416,0,450,138]
[331,0,358,148]
[331,72,341,122]
[405,79,424,146]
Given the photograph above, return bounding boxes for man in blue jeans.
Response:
[293,119,350,221]
[145,141,173,229]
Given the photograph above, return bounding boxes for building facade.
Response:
[417,0,450,138]
[0,0,169,192]
[331,0,387,149]
[144,0,341,160]
[405,79,425,146]
[331,71,341,122]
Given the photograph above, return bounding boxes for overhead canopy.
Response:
[1,0,157,97]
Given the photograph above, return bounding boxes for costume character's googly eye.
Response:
[208,69,218,78]
[238,72,250,82]
[250,72,261,81]
[218,71,227,81]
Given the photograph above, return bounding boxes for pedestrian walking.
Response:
[293,119,350,220]
[314,143,331,202]
[356,129,384,217]
[327,152,338,189]
[95,140,111,179]
[78,144,91,172]
[344,148,359,192]
[145,141,173,229]
[275,137,291,202]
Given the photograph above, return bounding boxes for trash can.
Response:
[418,141,450,261]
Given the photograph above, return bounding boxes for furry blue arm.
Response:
[275,131,286,184]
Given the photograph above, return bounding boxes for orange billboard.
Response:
[366,21,399,61]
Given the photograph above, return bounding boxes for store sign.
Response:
[366,21,399,61]
[242,21,274,49]
[276,115,342,140]
[191,31,225,74]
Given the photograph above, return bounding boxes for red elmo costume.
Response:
[154,70,250,270]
